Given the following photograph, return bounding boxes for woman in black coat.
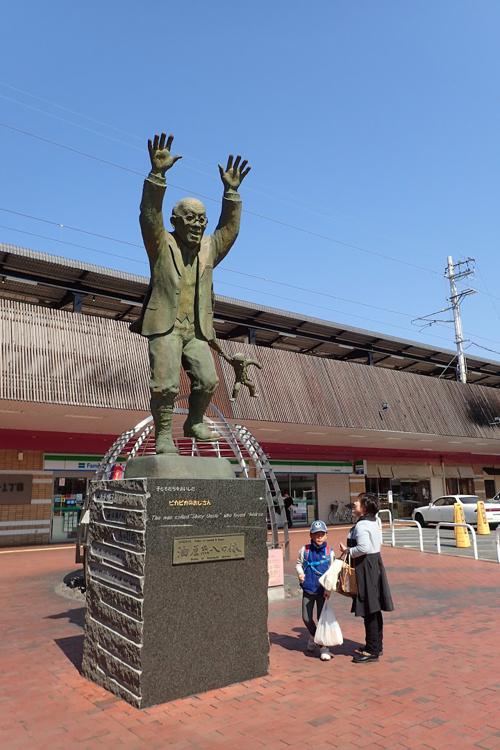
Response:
[339,492,394,663]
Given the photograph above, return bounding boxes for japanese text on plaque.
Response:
[173,534,245,565]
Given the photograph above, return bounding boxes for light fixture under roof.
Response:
[119,298,143,307]
[5,275,38,286]
[64,414,103,420]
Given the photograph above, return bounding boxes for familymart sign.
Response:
[43,454,126,472]
[270,460,365,474]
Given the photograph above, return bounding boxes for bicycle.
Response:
[328,503,354,525]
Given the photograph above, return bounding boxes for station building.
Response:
[2,242,500,546]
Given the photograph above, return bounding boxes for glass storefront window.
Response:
[366,477,431,519]
[391,480,430,518]
[484,479,495,499]
[52,476,88,542]
[366,478,391,497]
[445,478,475,495]
[276,473,317,526]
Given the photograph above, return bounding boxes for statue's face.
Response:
[171,199,207,249]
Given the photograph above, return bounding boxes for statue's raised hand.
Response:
[148,133,182,176]
[218,155,251,191]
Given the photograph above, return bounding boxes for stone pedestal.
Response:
[124,455,236,480]
[81,477,269,708]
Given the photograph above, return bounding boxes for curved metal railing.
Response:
[77,399,288,564]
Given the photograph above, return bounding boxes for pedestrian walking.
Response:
[296,520,335,660]
[339,492,394,663]
[283,492,293,527]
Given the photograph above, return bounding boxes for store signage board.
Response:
[44,454,127,472]
[354,460,367,475]
[271,461,354,474]
[0,475,33,505]
[267,548,284,587]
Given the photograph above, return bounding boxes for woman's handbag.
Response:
[336,551,357,598]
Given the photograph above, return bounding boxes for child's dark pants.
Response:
[301,591,325,636]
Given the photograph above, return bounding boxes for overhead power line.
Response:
[0,224,147,267]
[215,279,453,342]
[3,205,500,352]
[0,80,389,220]
[0,207,142,248]
[0,80,143,141]
[2,79,499,305]
[467,341,500,359]
[0,91,144,153]
[217,267,414,319]
[0,92,498,356]
[0,121,440,276]
[0,219,420,319]
[0,206,435,320]
[0,122,145,178]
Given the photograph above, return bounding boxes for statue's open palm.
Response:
[148,133,182,175]
[218,155,251,190]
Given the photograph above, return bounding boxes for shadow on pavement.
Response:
[54,634,84,671]
[269,626,361,656]
[47,607,85,628]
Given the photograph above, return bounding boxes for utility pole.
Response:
[445,256,476,384]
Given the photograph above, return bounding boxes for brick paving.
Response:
[0,531,499,750]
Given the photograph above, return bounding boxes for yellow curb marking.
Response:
[0,545,74,555]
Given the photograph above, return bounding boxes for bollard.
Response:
[454,503,471,548]
[476,501,491,535]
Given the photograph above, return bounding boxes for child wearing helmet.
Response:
[296,520,335,661]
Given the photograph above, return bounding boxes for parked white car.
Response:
[412,495,500,529]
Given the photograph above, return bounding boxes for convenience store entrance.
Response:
[276,473,318,526]
[51,475,89,542]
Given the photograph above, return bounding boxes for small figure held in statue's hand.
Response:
[227,353,262,401]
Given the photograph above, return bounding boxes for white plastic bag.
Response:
[318,558,344,592]
[314,597,343,647]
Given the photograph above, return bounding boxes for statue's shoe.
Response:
[155,435,179,454]
[183,422,220,442]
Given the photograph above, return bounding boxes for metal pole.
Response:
[470,525,478,560]
[386,491,395,544]
[436,522,478,560]
[446,255,467,383]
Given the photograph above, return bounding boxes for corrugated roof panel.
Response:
[2,244,500,386]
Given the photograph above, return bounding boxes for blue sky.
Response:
[1,1,500,362]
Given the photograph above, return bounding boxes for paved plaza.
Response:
[1,528,499,750]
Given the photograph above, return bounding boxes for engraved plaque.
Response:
[173,534,245,565]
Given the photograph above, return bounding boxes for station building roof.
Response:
[2,241,500,388]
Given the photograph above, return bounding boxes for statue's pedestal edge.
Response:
[124,454,236,480]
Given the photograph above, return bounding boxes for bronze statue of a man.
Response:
[130,132,250,454]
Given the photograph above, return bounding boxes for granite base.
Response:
[81,477,269,708]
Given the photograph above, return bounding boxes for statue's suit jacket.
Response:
[130,176,241,340]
